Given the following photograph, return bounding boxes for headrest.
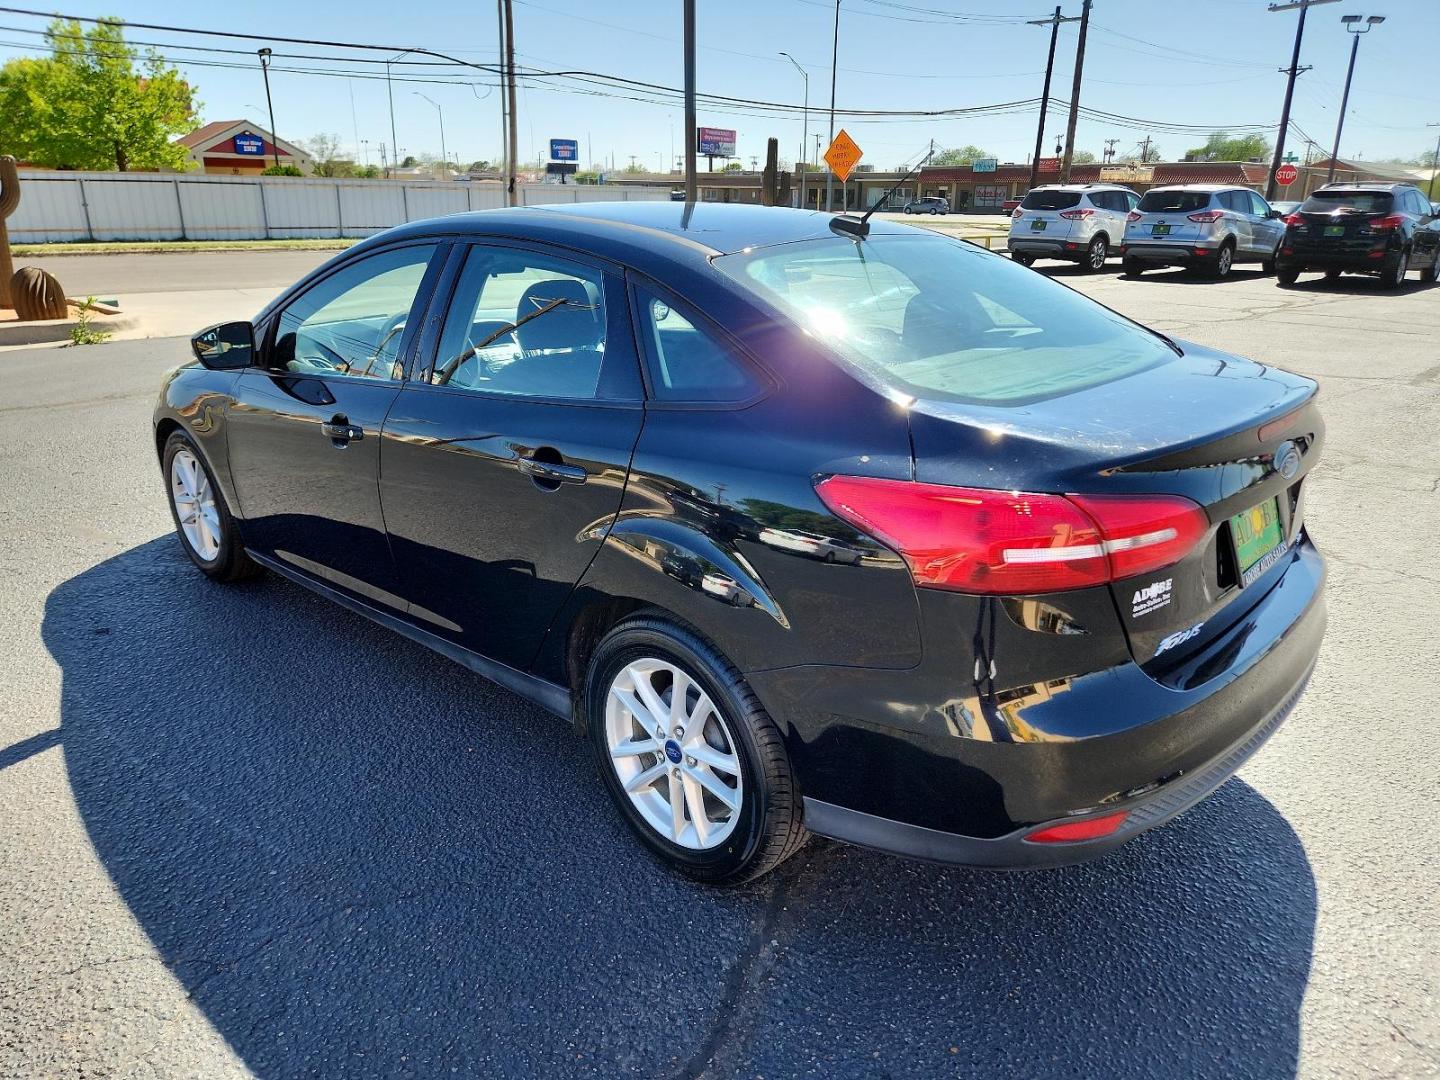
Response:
[515,278,602,352]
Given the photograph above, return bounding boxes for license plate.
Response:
[1324,225,1345,237]
[1152,224,1171,236]
[1031,219,1047,231]
[1231,497,1287,587]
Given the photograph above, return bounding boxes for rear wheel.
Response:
[162,431,261,583]
[1210,242,1235,279]
[1381,248,1409,289]
[1011,252,1035,267]
[1122,256,1145,277]
[1083,235,1108,272]
[587,616,808,886]
[1429,254,1440,284]
[1276,265,1301,286]
[1325,268,1344,283]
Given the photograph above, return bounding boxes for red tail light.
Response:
[813,476,1208,595]
[1058,208,1094,220]
[1187,209,1224,223]
[1011,208,1024,220]
[1126,210,1142,223]
[1025,811,1129,844]
[1282,212,1305,226]
[1369,214,1404,231]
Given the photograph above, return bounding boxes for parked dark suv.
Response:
[155,203,1325,885]
[1276,183,1440,288]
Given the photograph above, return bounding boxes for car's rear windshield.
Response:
[1021,189,1081,211]
[1137,190,1212,213]
[1300,190,1394,214]
[714,234,1174,407]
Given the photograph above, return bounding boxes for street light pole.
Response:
[780,52,808,208]
[413,92,448,179]
[683,0,697,203]
[1327,15,1384,185]
[256,48,280,170]
[1265,0,1341,200]
[386,48,417,179]
[1027,7,1076,191]
[826,0,840,212]
[1428,124,1440,202]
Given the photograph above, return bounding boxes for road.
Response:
[1,252,1437,1079]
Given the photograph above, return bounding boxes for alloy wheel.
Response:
[170,448,221,561]
[1215,245,1233,277]
[1389,250,1408,288]
[1087,237,1107,270]
[604,658,743,850]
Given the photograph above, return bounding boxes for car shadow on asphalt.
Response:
[40,538,1318,1080]
[1038,263,1274,285]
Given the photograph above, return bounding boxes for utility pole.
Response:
[1103,137,1119,164]
[1026,7,1075,190]
[1327,15,1384,184]
[780,52,808,208]
[1428,124,1440,201]
[826,0,841,212]
[1137,134,1153,162]
[684,0,697,202]
[503,0,518,204]
[497,0,508,196]
[1059,0,1091,183]
[256,49,280,171]
[1265,0,1340,200]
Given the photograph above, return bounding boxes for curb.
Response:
[0,313,137,346]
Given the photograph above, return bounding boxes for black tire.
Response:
[161,430,261,583]
[1082,234,1108,272]
[1276,265,1301,286]
[1122,256,1144,277]
[1011,252,1035,267]
[586,615,808,886]
[1261,258,1276,275]
[1429,254,1440,284]
[1381,248,1409,290]
[1209,241,1235,279]
[1324,268,1343,283]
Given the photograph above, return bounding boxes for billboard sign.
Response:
[1100,165,1154,183]
[1036,156,1061,172]
[549,138,579,162]
[697,127,737,157]
[971,158,998,173]
[233,133,265,156]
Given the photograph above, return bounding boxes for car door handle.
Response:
[321,417,364,443]
[515,455,588,485]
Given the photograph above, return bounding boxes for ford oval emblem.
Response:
[1274,440,1301,480]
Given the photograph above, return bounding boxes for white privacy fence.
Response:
[9,171,671,243]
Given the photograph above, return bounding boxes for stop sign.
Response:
[1275,164,1298,187]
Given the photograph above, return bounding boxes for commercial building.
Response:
[177,120,312,176]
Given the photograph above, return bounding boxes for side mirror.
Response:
[191,321,255,370]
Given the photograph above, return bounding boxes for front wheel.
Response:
[1083,235,1108,272]
[1428,254,1440,284]
[1122,256,1145,277]
[162,431,261,582]
[1276,265,1301,286]
[587,616,808,886]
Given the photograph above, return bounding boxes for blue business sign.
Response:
[972,157,998,173]
[549,138,579,162]
[233,133,265,156]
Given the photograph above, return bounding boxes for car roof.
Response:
[1144,184,1239,193]
[1032,183,1129,191]
[1313,182,1411,192]
[361,201,916,259]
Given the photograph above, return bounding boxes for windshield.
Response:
[1138,190,1212,213]
[1300,191,1393,214]
[714,234,1174,407]
[1021,189,1082,211]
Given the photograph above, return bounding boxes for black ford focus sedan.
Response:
[154,202,1325,885]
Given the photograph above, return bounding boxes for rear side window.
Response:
[1021,189,1082,211]
[633,287,760,403]
[1301,190,1394,214]
[1138,190,1212,213]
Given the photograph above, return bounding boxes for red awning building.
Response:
[176,120,312,176]
[918,160,1273,210]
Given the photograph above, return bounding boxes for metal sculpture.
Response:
[0,155,19,310]
[11,266,68,321]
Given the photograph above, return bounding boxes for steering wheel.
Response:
[355,313,408,378]
[296,336,348,372]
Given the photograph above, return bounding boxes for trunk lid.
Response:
[906,340,1323,670]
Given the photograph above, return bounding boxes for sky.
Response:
[1,0,1437,173]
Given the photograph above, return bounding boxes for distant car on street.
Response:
[1008,183,1138,271]
[903,196,949,215]
[1001,197,1022,213]
[1122,185,1285,278]
[1275,183,1440,288]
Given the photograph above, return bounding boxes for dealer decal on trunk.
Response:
[1132,578,1173,617]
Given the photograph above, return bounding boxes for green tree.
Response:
[0,17,198,171]
[303,133,354,177]
[930,144,992,166]
[261,164,303,177]
[1184,132,1272,163]
[1071,149,1097,165]
[466,159,493,172]
[400,155,418,168]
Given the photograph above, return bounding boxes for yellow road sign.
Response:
[824,129,863,184]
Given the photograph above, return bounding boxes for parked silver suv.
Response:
[1122,185,1285,278]
[1008,184,1138,271]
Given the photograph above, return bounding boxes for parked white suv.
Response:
[1122,185,1285,279]
[1008,184,1139,271]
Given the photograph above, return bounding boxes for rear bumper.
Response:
[1278,250,1394,271]
[1124,241,1216,262]
[757,535,1326,868]
[1007,237,1082,258]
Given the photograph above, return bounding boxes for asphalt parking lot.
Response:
[1,251,1437,1079]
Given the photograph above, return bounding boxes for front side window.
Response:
[716,233,1174,407]
[1247,191,1271,217]
[429,247,608,400]
[634,287,760,403]
[271,245,436,380]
